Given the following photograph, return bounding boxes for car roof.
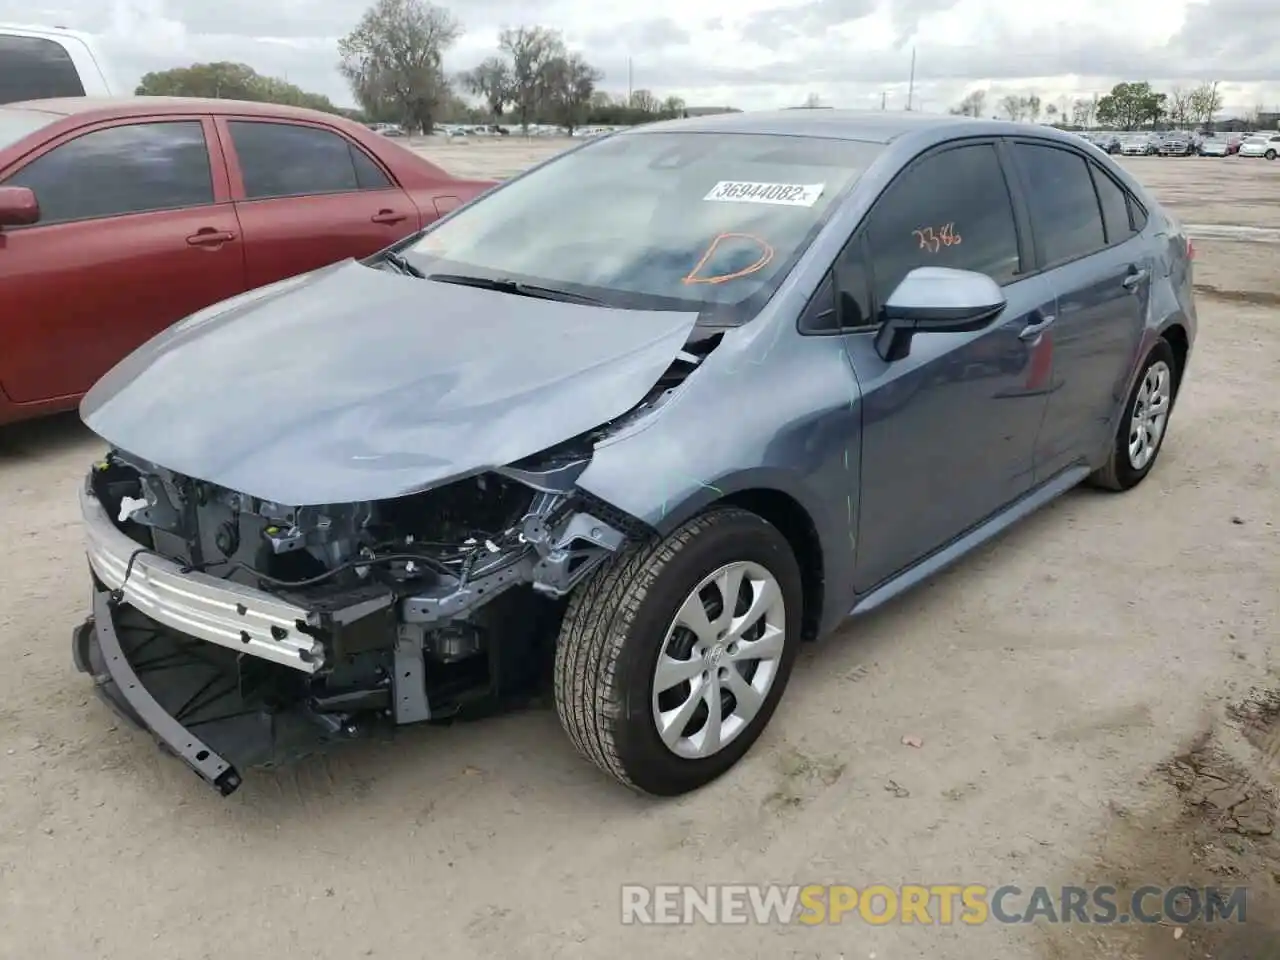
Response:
[1,95,349,124]
[621,108,1080,146]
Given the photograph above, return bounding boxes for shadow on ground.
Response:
[0,411,95,461]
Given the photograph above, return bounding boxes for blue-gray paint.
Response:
[80,258,697,505]
[80,110,1198,642]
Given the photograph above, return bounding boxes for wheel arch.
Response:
[1160,320,1191,389]
[647,469,834,643]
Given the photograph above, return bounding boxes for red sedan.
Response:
[0,96,495,425]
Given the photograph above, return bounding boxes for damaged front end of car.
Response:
[73,330,721,796]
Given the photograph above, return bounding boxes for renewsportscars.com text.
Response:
[620,884,1248,926]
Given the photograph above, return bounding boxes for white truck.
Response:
[0,22,116,104]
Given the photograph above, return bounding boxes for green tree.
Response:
[135,62,342,113]
[339,0,461,133]
[1095,82,1165,130]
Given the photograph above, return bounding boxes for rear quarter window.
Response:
[0,35,85,105]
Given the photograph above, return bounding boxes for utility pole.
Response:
[881,90,886,110]
[1209,79,1219,127]
[906,47,916,111]
[627,58,633,105]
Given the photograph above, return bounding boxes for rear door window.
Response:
[1012,143,1106,267]
[228,121,389,199]
[4,121,214,223]
[1089,164,1135,245]
[0,35,85,104]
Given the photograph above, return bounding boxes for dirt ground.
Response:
[1,145,1277,960]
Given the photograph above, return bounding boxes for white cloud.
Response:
[2,0,1278,114]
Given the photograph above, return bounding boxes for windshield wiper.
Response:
[426,272,604,305]
[382,250,425,278]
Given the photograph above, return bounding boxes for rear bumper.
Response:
[74,589,244,795]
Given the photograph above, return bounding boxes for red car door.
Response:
[216,117,418,288]
[0,116,245,405]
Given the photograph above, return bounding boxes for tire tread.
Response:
[553,507,763,789]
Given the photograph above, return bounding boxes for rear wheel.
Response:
[1266,149,1277,160]
[1088,338,1179,491]
[553,506,802,795]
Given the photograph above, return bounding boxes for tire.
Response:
[1088,338,1180,491]
[1266,149,1277,160]
[553,505,803,796]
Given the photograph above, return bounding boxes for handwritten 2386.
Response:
[912,223,962,253]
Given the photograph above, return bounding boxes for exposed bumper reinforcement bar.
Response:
[75,590,243,795]
[80,482,324,673]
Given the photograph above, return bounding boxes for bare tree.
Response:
[630,89,661,113]
[663,94,687,115]
[1045,103,1059,124]
[1071,98,1090,127]
[1187,81,1223,127]
[1023,93,1041,122]
[1168,86,1192,126]
[543,53,603,133]
[338,0,461,133]
[948,88,986,117]
[999,94,1023,120]
[498,25,565,133]
[800,91,822,108]
[458,55,510,117]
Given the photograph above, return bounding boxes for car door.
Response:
[217,118,417,288]
[0,116,244,404]
[832,141,1056,591]
[1007,141,1150,481]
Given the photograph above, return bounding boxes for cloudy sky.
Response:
[7,0,1280,114]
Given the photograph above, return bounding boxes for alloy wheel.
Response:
[1128,360,1173,470]
[651,560,786,760]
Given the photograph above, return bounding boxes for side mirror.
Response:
[0,186,39,228]
[874,266,1006,362]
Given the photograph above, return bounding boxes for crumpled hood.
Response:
[81,259,698,505]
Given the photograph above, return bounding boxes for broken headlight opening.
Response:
[72,328,722,794]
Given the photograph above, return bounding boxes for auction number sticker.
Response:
[703,181,825,206]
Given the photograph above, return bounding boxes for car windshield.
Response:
[0,106,57,150]
[406,131,882,321]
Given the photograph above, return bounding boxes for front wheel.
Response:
[554,506,803,795]
[1088,338,1179,491]
[1266,149,1277,160]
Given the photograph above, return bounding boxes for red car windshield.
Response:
[407,131,882,320]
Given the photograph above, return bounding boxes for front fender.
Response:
[575,321,864,631]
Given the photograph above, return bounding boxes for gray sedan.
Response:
[72,110,1197,797]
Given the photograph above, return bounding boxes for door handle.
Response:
[1018,313,1056,341]
[186,228,236,246]
[1122,269,1149,291]
[371,209,408,224]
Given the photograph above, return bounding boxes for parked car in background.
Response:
[1198,134,1231,157]
[0,96,495,425]
[1158,131,1195,156]
[0,22,115,103]
[1238,133,1280,158]
[1091,132,1122,153]
[70,110,1195,797]
[1120,133,1158,156]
